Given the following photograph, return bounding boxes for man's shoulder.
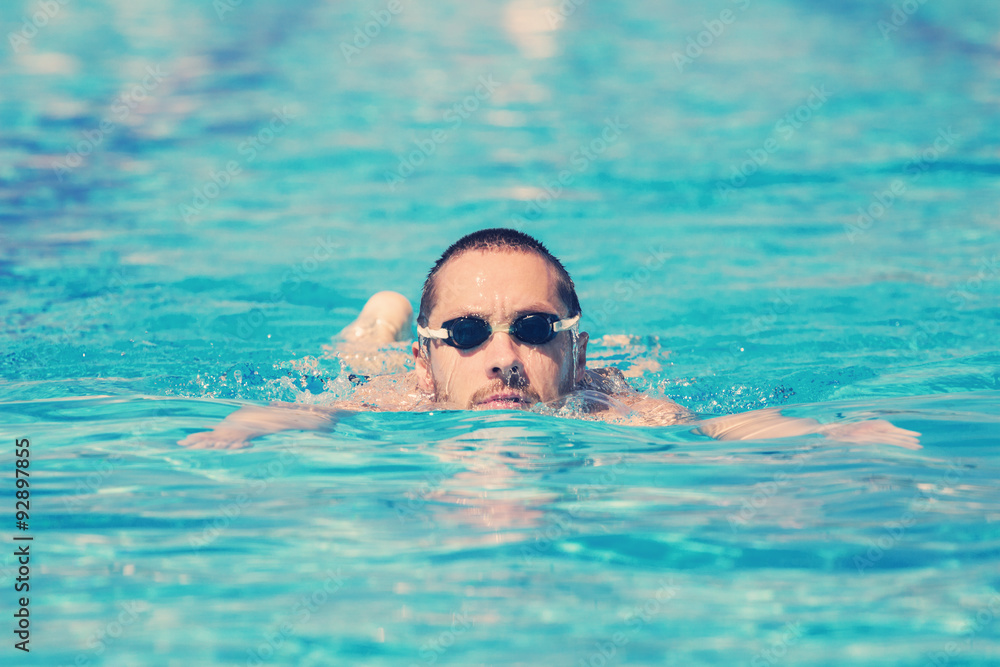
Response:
[581,366,695,426]
[580,366,636,395]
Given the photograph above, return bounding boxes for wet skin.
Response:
[413,249,588,411]
[178,250,921,450]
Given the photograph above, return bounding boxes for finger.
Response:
[876,433,922,450]
[870,421,921,437]
[178,434,241,449]
[891,436,922,450]
[223,440,252,450]
[178,433,210,448]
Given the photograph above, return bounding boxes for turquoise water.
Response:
[2,0,1000,665]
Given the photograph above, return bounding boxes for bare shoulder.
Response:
[619,395,696,426]
[579,367,695,426]
[349,370,431,411]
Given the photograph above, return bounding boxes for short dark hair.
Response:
[417,228,581,327]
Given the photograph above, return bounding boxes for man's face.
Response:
[413,249,588,410]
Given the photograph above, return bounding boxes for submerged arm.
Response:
[590,368,920,448]
[180,291,420,450]
[695,408,921,449]
[582,367,696,425]
[178,401,349,450]
[177,371,423,450]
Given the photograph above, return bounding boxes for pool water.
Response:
[2,0,999,665]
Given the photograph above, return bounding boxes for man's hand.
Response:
[177,402,341,450]
[178,427,258,450]
[819,419,922,450]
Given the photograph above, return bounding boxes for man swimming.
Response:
[179,228,919,449]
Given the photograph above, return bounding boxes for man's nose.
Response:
[482,331,524,383]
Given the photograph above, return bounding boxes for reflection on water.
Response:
[1,384,999,664]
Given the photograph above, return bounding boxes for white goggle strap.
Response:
[416,324,449,340]
[553,313,580,332]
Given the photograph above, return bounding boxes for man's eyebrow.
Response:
[439,308,487,320]
[439,304,562,321]
[511,304,563,317]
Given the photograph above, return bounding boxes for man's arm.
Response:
[178,401,348,450]
[695,409,921,449]
[591,367,921,449]
[180,291,420,450]
[177,370,427,449]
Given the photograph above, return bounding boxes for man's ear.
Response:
[412,341,434,393]
[574,331,589,383]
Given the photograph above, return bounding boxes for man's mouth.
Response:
[475,393,534,410]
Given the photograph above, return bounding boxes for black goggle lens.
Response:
[443,313,562,349]
[512,314,555,344]
[449,318,492,348]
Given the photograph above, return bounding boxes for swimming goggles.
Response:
[417,312,580,350]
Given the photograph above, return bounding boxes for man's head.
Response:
[413,228,588,410]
